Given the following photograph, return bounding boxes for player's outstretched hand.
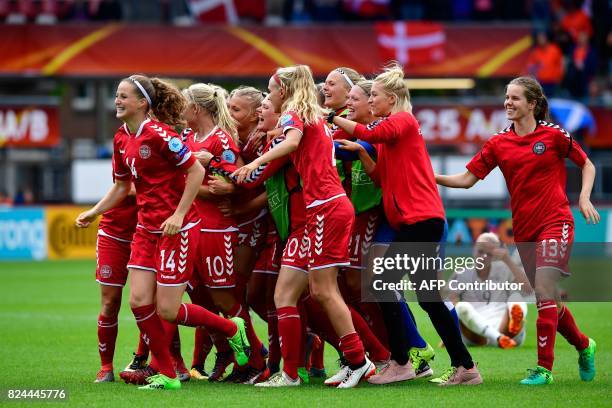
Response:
[75,209,98,228]
[579,197,600,224]
[231,162,257,183]
[161,213,184,236]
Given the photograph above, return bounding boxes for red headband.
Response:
[272,73,282,87]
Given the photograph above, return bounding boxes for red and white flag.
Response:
[375,21,446,66]
[188,0,238,24]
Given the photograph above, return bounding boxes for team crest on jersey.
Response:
[100,265,112,279]
[221,149,236,164]
[139,144,151,159]
[533,141,546,155]
[168,137,183,153]
[280,114,294,127]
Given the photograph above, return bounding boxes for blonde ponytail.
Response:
[275,65,322,125]
[183,83,238,143]
[374,62,412,114]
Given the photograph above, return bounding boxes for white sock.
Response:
[455,302,501,345]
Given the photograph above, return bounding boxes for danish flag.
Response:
[374,21,446,66]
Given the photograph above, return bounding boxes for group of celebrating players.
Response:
[76,62,599,390]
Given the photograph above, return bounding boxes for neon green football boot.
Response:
[578,338,596,381]
[519,366,553,385]
[429,367,454,384]
[138,374,181,390]
[297,367,310,384]
[228,317,251,366]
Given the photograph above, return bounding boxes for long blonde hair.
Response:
[183,83,238,143]
[275,65,322,125]
[374,62,412,114]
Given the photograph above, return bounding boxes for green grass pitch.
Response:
[0,260,609,407]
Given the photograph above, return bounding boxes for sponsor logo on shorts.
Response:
[533,141,546,155]
[160,274,176,280]
[100,265,112,279]
[139,144,151,159]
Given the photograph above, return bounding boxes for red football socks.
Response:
[176,303,237,338]
[267,308,281,368]
[350,307,390,362]
[339,332,366,368]
[557,305,589,351]
[131,304,175,378]
[97,313,118,370]
[536,300,558,371]
[277,306,301,379]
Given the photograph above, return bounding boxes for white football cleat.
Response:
[324,364,349,386]
[337,358,376,389]
[254,371,300,387]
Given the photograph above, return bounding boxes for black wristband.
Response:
[326,111,336,124]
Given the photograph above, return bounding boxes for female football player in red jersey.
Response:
[182,83,268,384]
[436,76,598,386]
[226,86,278,336]
[76,75,249,391]
[233,65,374,388]
[91,163,139,383]
[330,64,481,386]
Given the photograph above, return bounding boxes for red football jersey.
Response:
[281,111,346,208]
[466,121,587,241]
[113,118,199,233]
[99,132,137,241]
[353,111,445,229]
[185,126,241,230]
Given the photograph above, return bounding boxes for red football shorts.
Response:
[96,233,131,287]
[347,207,382,270]
[237,217,268,250]
[196,230,238,288]
[253,229,283,275]
[306,196,354,270]
[128,226,199,286]
[281,228,309,272]
[516,220,574,280]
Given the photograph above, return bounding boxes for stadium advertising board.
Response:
[0,24,530,78]
[0,207,46,260]
[0,105,60,147]
[46,206,99,259]
[415,105,612,147]
[446,209,609,243]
